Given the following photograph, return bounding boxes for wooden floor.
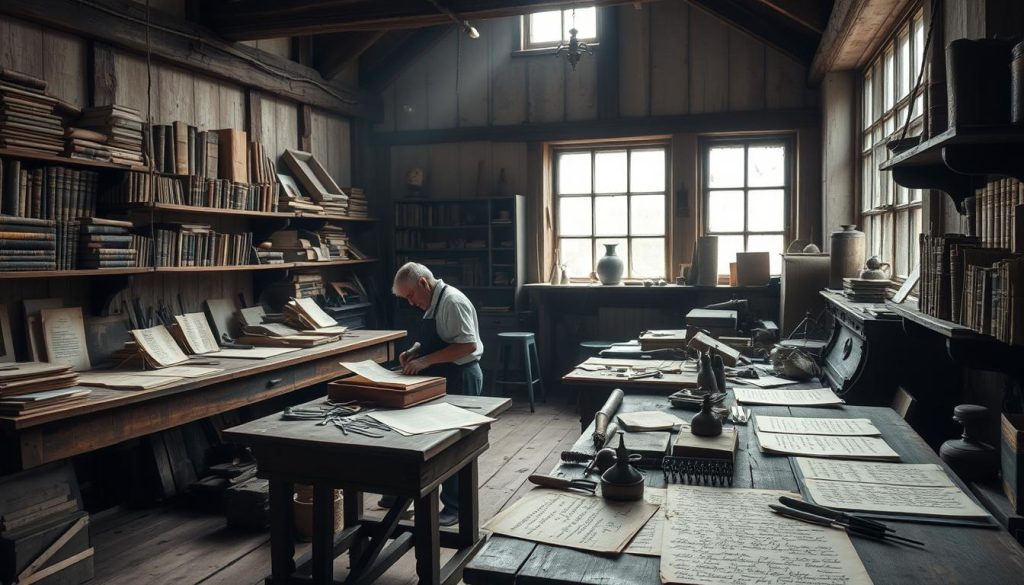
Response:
[89,399,579,585]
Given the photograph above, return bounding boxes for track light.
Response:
[462,21,480,39]
[425,0,481,39]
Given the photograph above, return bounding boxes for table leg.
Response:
[311,485,334,584]
[269,479,296,584]
[343,489,365,566]
[457,460,479,548]
[414,489,440,585]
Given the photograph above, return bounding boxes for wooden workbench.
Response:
[0,329,404,471]
[464,394,1024,584]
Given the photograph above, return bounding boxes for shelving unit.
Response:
[126,201,378,222]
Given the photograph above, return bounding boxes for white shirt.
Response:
[424,280,484,365]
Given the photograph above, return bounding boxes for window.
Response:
[861,7,925,279]
[702,138,791,277]
[522,7,597,50]
[556,144,668,279]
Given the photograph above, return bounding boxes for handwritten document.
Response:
[756,429,900,461]
[730,374,799,388]
[805,478,989,519]
[368,402,494,435]
[754,416,880,436]
[131,325,189,368]
[661,486,872,585]
[205,347,298,359]
[624,488,666,556]
[40,308,91,372]
[175,313,221,354]
[734,387,844,406]
[483,488,659,554]
[795,458,955,487]
[340,359,439,388]
[294,297,337,329]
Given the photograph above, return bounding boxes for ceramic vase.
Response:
[829,224,865,289]
[596,243,624,285]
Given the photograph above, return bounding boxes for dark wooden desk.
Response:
[464,394,1024,585]
[0,330,404,471]
[225,394,511,585]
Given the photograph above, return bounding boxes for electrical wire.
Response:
[897,0,940,144]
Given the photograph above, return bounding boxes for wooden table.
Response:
[562,357,697,431]
[0,330,404,471]
[464,394,1024,585]
[224,394,511,585]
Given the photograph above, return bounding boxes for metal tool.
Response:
[528,474,598,495]
[769,503,925,547]
[729,405,751,424]
[662,456,734,486]
[627,370,664,380]
[778,496,893,534]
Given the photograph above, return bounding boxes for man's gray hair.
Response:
[392,262,436,294]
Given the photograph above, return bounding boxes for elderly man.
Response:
[389,262,483,526]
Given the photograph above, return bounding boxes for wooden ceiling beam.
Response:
[315,31,387,81]
[203,0,654,41]
[359,26,452,92]
[749,0,832,34]
[809,0,914,84]
[687,0,821,64]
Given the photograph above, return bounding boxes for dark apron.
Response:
[419,284,475,394]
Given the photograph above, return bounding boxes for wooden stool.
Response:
[494,332,545,413]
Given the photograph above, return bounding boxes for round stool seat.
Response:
[498,332,536,339]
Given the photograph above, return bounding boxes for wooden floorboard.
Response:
[88,399,577,585]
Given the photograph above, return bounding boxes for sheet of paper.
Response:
[730,374,799,388]
[661,486,872,585]
[756,428,900,461]
[624,488,666,556]
[205,347,299,359]
[795,458,955,487]
[294,297,337,328]
[483,488,659,554]
[734,387,845,406]
[175,313,221,355]
[76,372,183,390]
[341,359,439,387]
[40,308,91,372]
[583,358,678,369]
[368,402,494,435]
[805,478,989,519]
[754,416,880,436]
[131,325,189,367]
[616,410,686,431]
[134,365,223,378]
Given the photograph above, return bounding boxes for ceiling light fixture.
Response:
[557,8,593,71]
[424,0,481,39]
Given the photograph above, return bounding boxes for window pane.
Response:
[863,72,873,130]
[595,238,627,275]
[563,7,596,40]
[862,155,874,212]
[558,152,591,194]
[884,47,895,110]
[896,208,909,276]
[595,195,627,236]
[708,146,744,188]
[914,16,925,82]
[748,145,785,187]
[595,151,627,193]
[748,189,784,232]
[631,238,665,278]
[529,11,562,45]
[910,207,921,271]
[630,149,666,192]
[716,235,744,277]
[708,190,744,232]
[899,31,911,100]
[630,194,665,236]
[748,234,784,275]
[560,238,593,278]
[558,196,592,236]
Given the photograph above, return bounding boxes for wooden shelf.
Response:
[0,267,152,279]
[155,264,287,273]
[0,147,140,171]
[395,248,490,253]
[126,202,377,222]
[885,300,988,340]
[293,258,378,268]
[395,225,489,230]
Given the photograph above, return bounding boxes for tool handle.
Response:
[528,474,572,490]
[778,496,841,520]
[769,504,834,528]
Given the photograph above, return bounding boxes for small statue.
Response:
[696,351,719,394]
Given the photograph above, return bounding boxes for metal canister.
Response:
[829,224,865,289]
[1012,41,1024,124]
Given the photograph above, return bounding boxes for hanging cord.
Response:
[897,0,940,144]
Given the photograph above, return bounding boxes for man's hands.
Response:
[399,349,415,366]
[402,356,430,375]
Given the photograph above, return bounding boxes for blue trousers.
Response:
[440,361,483,513]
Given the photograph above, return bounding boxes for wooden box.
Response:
[1002,413,1024,513]
[327,379,446,409]
[0,511,93,585]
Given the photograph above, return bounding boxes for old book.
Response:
[672,427,737,460]
[40,308,91,372]
[173,121,189,175]
[215,129,248,183]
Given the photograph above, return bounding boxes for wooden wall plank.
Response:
[727,29,766,111]
[458,142,492,198]
[155,63,194,124]
[650,1,688,116]
[218,84,245,130]
[489,16,526,126]
[376,84,397,133]
[275,98,298,159]
[428,143,460,198]
[765,48,806,110]
[41,30,87,108]
[395,62,428,131]
[426,30,458,130]
[258,92,279,159]
[564,52,597,121]
[688,7,729,114]
[192,75,221,131]
[7,18,44,75]
[310,108,330,164]
[112,50,150,117]
[333,115,352,186]
[527,55,564,123]
[491,142,527,196]
[457,25,491,128]
[618,4,650,117]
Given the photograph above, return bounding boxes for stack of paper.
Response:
[616,410,686,432]
[329,360,446,408]
[0,387,91,416]
[282,297,346,333]
[754,424,900,461]
[0,362,79,397]
[734,387,845,406]
[367,402,493,435]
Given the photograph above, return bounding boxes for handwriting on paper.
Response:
[734,387,844,406]
[755,416,880,436]
[624,488,666,556]
[795,458,954,487]
[756,429,900,461]
[660,486,873,585]
[805,479,989,519]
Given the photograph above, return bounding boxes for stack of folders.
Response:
[0,362,89,417]
[75,105,146,168]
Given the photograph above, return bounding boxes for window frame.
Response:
[858,5,925,281]
[521,7,598,51]
[553,141,671,281]
[699,135,794,278]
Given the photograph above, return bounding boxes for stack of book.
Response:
[0,216,56,271]
[278,191,323,214]
[842,278,890,303]
[154,223,253,267]
[78,217,136,269]
[64,127,112,162]
[0,69,63,155]
[249,141,276,185]
[345,187,368,218]
[132,233,153,268]
[318,225,350,260]
[0,362,88,417]
[975,178,1023,250]
[268,229,323,262]
[317,192,348,216]
[919,234,980,320]
[284,271,324,298]
[75,105,146,168]
[254,244,285,265]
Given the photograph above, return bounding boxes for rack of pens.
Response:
[771,495,925,547]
